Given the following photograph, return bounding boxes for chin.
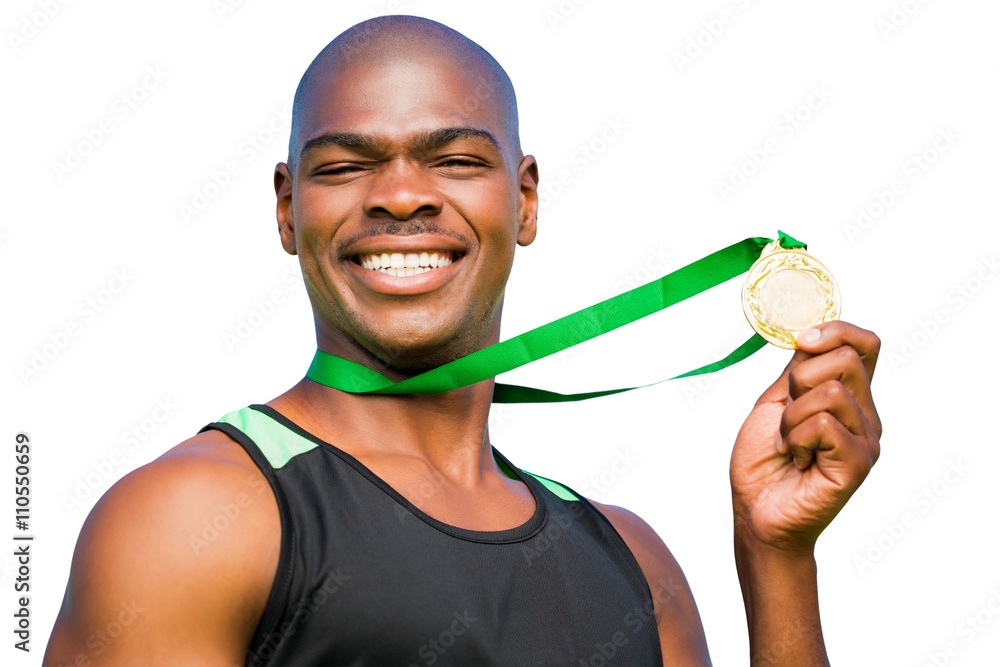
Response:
[363,320,491,373]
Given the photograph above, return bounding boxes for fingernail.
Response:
[798,328,821,345]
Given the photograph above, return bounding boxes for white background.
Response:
[3,0,999,665]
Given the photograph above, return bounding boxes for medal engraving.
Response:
[742,242,841,349]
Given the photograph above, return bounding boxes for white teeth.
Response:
[358,251,456,276]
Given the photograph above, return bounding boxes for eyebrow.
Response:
[299,127,502,160]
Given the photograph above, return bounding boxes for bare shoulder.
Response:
[44,429,280,666]
[590,500,713,666]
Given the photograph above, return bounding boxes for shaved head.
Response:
[288,15,521,168]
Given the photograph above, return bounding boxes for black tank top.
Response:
[202,404,663,666]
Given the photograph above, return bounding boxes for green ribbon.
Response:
[306,232,806,403]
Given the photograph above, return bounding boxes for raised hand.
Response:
[730,321,882,552]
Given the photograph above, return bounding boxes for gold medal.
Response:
[742,241,841,349]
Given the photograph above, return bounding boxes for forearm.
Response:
[734,528,829,667]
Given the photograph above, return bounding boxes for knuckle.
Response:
[816,412,832,430]
[824,381,845,400]
[787,369,803,393]
[835,345,859,364]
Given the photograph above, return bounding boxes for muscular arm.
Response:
[733,538,826,665]
[44,431,280,667]
[730,322,881,665]
[594,501,712,666]
[597,322,880,666]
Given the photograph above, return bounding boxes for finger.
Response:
[781,380,867,439]
[787,346,881,437]
[785,411,878,482]
[755,321,880,409]
[755,346,813,406]
[796,321,881,381]
[788,344,870,400]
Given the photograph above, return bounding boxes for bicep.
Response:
[44,449,278,666]
[593,501,712,666]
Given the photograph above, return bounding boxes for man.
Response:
[44,15,881,666]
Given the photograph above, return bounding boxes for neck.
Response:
[264,321,537,532]
[271,376,496,479]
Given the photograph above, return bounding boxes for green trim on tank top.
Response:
[218,407,316,469]
[217,406,580,502]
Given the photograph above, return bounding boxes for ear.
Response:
[274,162,297,255]
[516,155,539,247]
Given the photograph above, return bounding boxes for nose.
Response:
[363,159,443,221]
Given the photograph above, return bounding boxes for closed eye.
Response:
[314,164,369,176]
[433,157,489,171]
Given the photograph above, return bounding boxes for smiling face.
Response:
[275,32,538,372]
